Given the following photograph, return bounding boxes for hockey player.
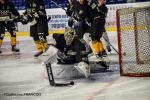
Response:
[88,0,108,58]
[22,0,49,57]
[0,0,20,53]
[52,27,90,78]
[66,0,90,42]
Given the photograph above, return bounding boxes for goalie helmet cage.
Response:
[116,7,150,77]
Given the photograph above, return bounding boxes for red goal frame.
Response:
[116,8,150,77]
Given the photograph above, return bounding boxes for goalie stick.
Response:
[46,62,74,86]
[44,44,74,86]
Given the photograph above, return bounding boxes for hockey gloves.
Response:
[21,13,38,25]
[68,18,74,27]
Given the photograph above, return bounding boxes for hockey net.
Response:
[116,7,150,77]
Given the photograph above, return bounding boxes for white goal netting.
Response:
[117,7,150,77]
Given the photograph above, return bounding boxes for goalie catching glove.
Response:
[57,50,77,64]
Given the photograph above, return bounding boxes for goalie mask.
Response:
[64,27,75,45]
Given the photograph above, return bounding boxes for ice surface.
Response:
[0,35,150,100]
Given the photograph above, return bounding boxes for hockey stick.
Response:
[45,45,74,86]
[50,0,67,11]
[103,35,119,54]
[102,32,127,56]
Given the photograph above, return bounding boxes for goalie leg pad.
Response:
[75,62,90,78]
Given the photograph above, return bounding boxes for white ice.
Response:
[0,33,150,100]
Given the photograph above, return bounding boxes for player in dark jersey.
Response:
[88,0,108,58]
[0,0,20,53]
[53,27,89,64]
[66,0,90,44]
[22,0,49,57]
[53,27,90,78]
